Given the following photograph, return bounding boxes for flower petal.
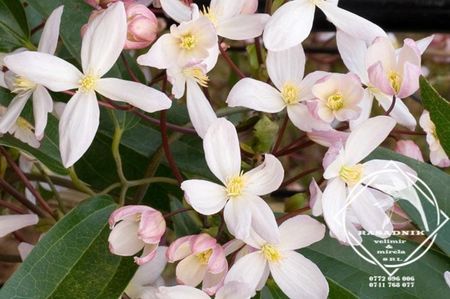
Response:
[59,91,99,167]
[243,154,284,196]
[224,251,268,291]
[344,116,396,165]
[37,5,64,54]
[226,78,285,113]
[215,281,255,299]
[269,251,329,299]
[137,34,175,69]
[157,286,210,299]
[374,93,416,130]
[267,45,305,90]
[167,235,195,262]
[287,103,331,132]
[96,78,172,113]
[247,194,280,244]
[18,242,34,261]
[279,215,325,251]
[0,214,39,238]
[130,246,167,287]
[336,30,369,83]
[224,198,252,240]
[160,0,192,23]
[81,2,127,76]
[397,62,421,98]
[181,179,228,215]
[4,52,81,91]
[32,85,53,139]
[263,0,315,51]
[415,35,434,55]
[203,118,241,183]
[176,254,208,287]
[309,178,323,216]
[0,91,31,134]
[210,0,243,18]
[108,220,144,256]
[217,14,269,40]
[186,80,218,139]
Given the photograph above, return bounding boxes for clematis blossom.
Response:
[167,233,227,295]
[0,6,63,140]
[0,106,40,148]
[108,205,166,265]
[224,215,329,299]
[263,0,386,52]
[419,110,450,167]
[4,3,172,167]
[0,214,39,238]
[181,118,284,243]
[321,116,417,244]
[227,45,330,132]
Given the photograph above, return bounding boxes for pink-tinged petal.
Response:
[108,220,144,256]
[223,239,245,256]
[336,30,369,83]
[298,71,330,98]
[157,286,210,299]
[109,205,152,227]
[134,243,158,265]
[279,215,325,250]
[160,0,192,23]
[366,37,396,72]
[4,52,81,91]
[246,194,280,245]
[267,45,305,90]
[430,147,450,168]
[240,0,258,14]
[398,39,421,69]
[59,91,99,167]
[176,254,208,287]
[349,89,374,130]
[226,78,285,113]
[32,85,53,139]
[215,281,255,299]
[287,104,331,132]
[323,150,345,179]
[167,235,195,262]
[10,126,40,148]
[186,80,218,139]
[309,178,323,216]
[374,93,416,130]
[81,2,127,76]
[415,35,434,55]
[269,251,329,299]
[18,242,34,261]
[344,116,396,165]
[349,185,393,238]
[137,34,175,69]
[318,1,386,44]
[207,245,227,274]
[367,62,395,96]
[224,251,268,291]
[37,5,64,54]
[397,62,421,98]
[224,198,252,240]
[243,154,284,196]
[307,129,348,148]
[0,91,31,134]
[263,0,315,51]
[203,118,241,183]
[191,234,217,254]
[130,246,167,286]
[203,268,227,295]
[138,209,165,244]
[217,14,269,40]
[181,179,228,215]
[395,140,424,162]
[0,214,39,238]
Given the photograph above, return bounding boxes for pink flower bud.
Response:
[108,205,166,265]
[124,3,158,49]
[394,140,424,162]
[240,0,258,14]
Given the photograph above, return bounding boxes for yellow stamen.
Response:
[12,76,36,93]
[79,74,98,93]
[16,117,33,130]
[261,244,282,262]
[202,6,218,26]
[226,173,245,198]
[327,91,344,111]
[183,67,209,87]
[196,249,213,265]
[281,83,300,105]
[179,34,197,50]
[388,70,401,93]
[339,164,364,186]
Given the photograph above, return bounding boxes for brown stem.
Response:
[0,199,27,214]
[275,140,315,157]
[163,207,192,219]
[272,115,289,154]
[219,42,246,79]
[392,129,426,136]
[385,95,397,116]
[254,37,264,66]
[160,111,183,184]
[277,206,311,224]
[31,21,45,35]
[121,53,140,83]
[280,167,322,188]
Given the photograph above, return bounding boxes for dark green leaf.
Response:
[169,195,201,237]
[0,0,31,51]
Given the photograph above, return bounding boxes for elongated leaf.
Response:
[420,76,450,156]
[0,196,137,298]
[0,0,31,51]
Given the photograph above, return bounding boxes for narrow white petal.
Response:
[181,179,228,215]
[224,251,268,291]
[160,0,192,23]
[0,214,39,238]
[374,93,416,130]
[267,45,305,90]
[0,72,6,88]
[11,126,40,148]
[243,154,284,196]
[81,2,127,76]
[349,89,374,130]
[0,91,31,134]
[32,85,53,139]
[270,251,329,299]
[415,35,434,55]
[131,246,167,286]
[4,52,81,91]
[336,30,369,83]
[59,91,99,167]
[279,215,325,250]
[263,0,315,51]
[344,116,396,165]
[203,118,241,183]
[226,78,285,113]
[137,34,175,69]
[247,194,280,244]
[224,199,252,240]
[217,14,269,40]
[186,81,218,139]
[37,5,64,54]
[96,78,171,113]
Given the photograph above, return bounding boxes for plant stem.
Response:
[163,207,193,219]
[280,167,322,188]
[272,115,289,154]
[68,167,95,196]
[120,53,140,82]
[219,42,246,79]
[100,177,179,195]
[0,199,27,214]
[160,111,183,184]
[385,95,397,116]
[35,163,66,214]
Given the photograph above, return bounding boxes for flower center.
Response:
[281,83,300,105]
[183,67,209,87]
[202,6,218,26]
[327,91,344,111]
[79,74,98,93]
[388,70,401,93]
[196,248,213,265]
[12,76,36,93]
[179,34,197,50]
[339,164,364,186]
[16,117,33,130]
[226,174,245,198]
[261,244,282,262]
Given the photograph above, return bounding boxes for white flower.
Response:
[0,214,39,238]
[263,0,386,52]
[181,118,284,243]
[225,215,329,299]
[4,2,172,167]
[227,45,330,132]
[0,106,40,148]
[0,6,64,140]
[419,110,450,168]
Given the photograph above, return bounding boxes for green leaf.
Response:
[253,115,279,153]
[420,76,450,156]
[0,195,137,298]
[169,195,201,237]
[0,0,31,51]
